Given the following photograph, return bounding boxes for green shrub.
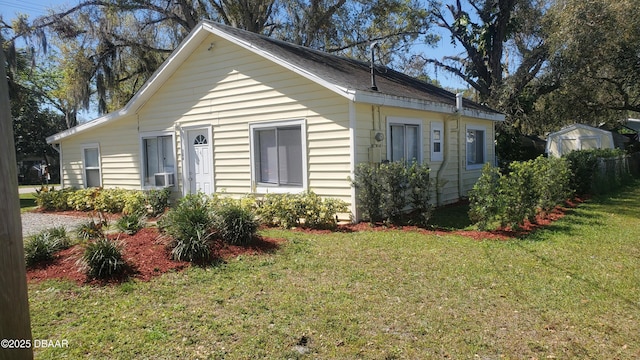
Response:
[501,160,539,229]
[146,188,172,217]
[34,186,73,211]
[564,149,626,195]
[469,156,573,230]
[468,163,503,230]
[352,161,433,225]
[214,204,258,245]
[24,232,57,266]
[379,161,410,224]
[352,163,383,222]
[533,156,573,214]
[159,193,215,262]
[407,162,434,226]
[298,191,349,229]
[256,193,301,228]
[77,218,106,240]
[24,227,72,267]
[255,192,349,229]
[67,188,101,211]
[116,213,144,235]
[122,191,147,216]
[81,238,128,279]
[94,188,130,213]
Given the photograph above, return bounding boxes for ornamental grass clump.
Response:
[80,238,128,280]
[24,232,57,267]
[24,227,73,267]
[116,213,145,235]
[159,193,215,263]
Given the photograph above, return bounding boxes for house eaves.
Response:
[353,91,505,122]
[48,21,504,144]
[47,23,212,144]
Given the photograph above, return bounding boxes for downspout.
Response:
[435,118,449,206]
[50,143,62,188]
[456,93,464,199]
[436,93,463,205]
[349,100,358,222]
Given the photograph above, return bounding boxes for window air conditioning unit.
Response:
[154,172,174,187]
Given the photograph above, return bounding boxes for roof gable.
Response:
[548,124,613,138]
[48,21,503,143]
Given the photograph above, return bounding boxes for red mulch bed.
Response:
[26,227,285,286]
[292,198,584,241]
[28,197,583,285]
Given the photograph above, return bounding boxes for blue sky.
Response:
[2,0,470,119]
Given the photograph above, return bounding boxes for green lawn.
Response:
[28,185,640,359]
[20,192,38,212]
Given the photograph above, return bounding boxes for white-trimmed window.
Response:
[431,121,444,162]
[387,117,423,163]
[250,119,307,193]
[466,125,486,169]
[140,132,176,188]
[82,144,102,188]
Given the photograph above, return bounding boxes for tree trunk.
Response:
[0,37,34,360]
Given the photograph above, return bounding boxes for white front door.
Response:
[187,129,213,194]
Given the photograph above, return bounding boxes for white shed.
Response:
[546,124,614,158]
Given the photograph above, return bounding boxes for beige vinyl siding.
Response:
[60,116,140,189]
[135,34,352,202]
[352,104,495,206]
[438,124,461,204]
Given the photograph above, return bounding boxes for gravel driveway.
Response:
[21,212,88,238]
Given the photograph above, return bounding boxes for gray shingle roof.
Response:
[207,21,500,114]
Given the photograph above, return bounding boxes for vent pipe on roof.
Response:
[370,41,379,91]
[456,92,463,112]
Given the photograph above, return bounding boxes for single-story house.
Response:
[546,124,614,158]
[46,21,505,219]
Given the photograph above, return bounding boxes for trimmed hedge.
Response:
[469,156,573,230]
[34,187,171,217]
[256,191,349,229]
[352,161,433,226]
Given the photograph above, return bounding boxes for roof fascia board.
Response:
[126,23,210,113]
[46,110,125,143]
[551,124,611,137]
[47,23,211,144]
[353,91,505,122]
